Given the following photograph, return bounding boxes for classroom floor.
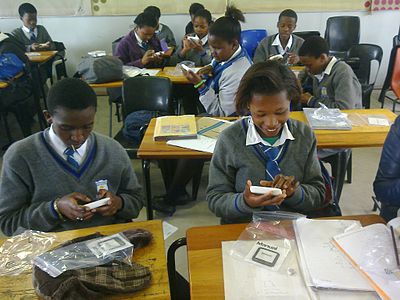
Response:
[0,90,398,280]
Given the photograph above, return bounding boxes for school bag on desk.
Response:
[77,55,123,83]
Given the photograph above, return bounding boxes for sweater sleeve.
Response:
[253,39,269,63]
[283,135,325,212]
[0,152,61,236]
[114,147,144,220]
[373,117,400,206]
[207,134,261,220]
[38,26,56,50]
[115,39,144,68]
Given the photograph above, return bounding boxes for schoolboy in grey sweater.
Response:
[0,79,143,236]
[207,117,325,224]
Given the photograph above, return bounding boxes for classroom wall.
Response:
[1,10,399,87]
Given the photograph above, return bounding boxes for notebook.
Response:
[153,115,197,141]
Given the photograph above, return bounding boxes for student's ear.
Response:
[231,39,239,50]
[276,21,280,28]
[43,110,53,125]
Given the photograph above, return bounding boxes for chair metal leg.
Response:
[371,196,381,212]
[109,101,113,137]
[346,152,352,184]
[142,159,153,220]
[191,160,204,200]
[167,237,188,300]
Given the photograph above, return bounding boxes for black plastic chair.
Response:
[346,44,383,108]
[325,16,360,59]
[293,31,320,40]
[114,76,173,159]
[167,237,189,300]
[379,45,400,111]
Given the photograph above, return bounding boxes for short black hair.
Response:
[189,3,205,15]
[299,36,329,58]
[194,9,212,24]
[235,61,301,115]
[18,3,37,17]
[209,5,245,42]
[279,9,298,22]
[144,6,161,20]
[47,78,97,114]
[134,12,158,28]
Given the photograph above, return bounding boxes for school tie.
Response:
[29,28,36,43]
[141,41,149,51]
[64,147,80,169]
[259,144,282,181]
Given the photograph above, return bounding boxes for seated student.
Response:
[0,78,143,236]
[12,3,55,52]
[115,12,166,68]
[253,9,304,65]
[185,3,205,35]
[143,6,176,48]
[183,5,252,116]
[207,61,325,224]
[169,8,213,67]
[373,115,400,221]
[298,36,362,109]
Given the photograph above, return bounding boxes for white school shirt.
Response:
[314,56,338,82]
[271,34,293,55]
[22,25,37,40]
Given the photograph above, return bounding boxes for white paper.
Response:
[222,241,315,300]
[368,117,390,126]
[162,221,178,240]
[167,134,216,153]
[86,233,132,258]
[141,68,160,76]
[294,219,373,291]
[333,224,400,300]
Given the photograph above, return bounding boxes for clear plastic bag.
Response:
[303,103,352,130]
[226,212,314,299]
[33,233,134,278]
[0,230,56,276]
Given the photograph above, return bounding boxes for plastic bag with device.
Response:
[33,232,134,278]
[0,230,56,276]
[225,211,314,299]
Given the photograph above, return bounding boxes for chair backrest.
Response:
[378,44,400,103]
[391,47,400,99]
[293,31,320,40]
[394,35,400,47]
[240,29,267,58]
[347,43,383,85]
[112,36,124,56]
[122,76,173,118]
[325,16,360,53]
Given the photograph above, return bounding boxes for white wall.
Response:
[1,10,399,86]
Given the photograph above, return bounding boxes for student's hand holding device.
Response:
[244,180,287,208]
[162,47,174,57]
[30,43,42,51]
[57,192,94,221]
[300,92,313,104]
[287,52,300,65]
[182,67,203,85]
[142,50,156,65]
[197,65,213,77]
[38,41,51,49]
[260,174,300,198]
[93,189,123,217]
[191,39,204,53]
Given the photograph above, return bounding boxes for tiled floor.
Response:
[0,90,398,279]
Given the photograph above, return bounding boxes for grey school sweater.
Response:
[12,25,56,52]
[168,34,212,67]
[156,23,177,48]
[0,130,143,236]
[207,117,325,224]
[308,60,362,109]
[253,34,304,64]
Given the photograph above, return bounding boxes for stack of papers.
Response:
[122,66,159,77]
[303,107,352,130]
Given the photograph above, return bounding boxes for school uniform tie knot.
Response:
[29,28,36,43]
[141,41,149,51]
[64,147,79,168]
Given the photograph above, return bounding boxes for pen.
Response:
[390,225,400,267]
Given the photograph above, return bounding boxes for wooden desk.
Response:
[186,214,385,300]
[26,50,58,64]
[0,220,170,300]
[138,109,397,160]
[0,72,25,89]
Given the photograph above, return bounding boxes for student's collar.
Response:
[22,25,36,34]
[197,34,208,45]
[271,34,293,53]
[220,45,242,66]
[48,124,88,158]
[0,32,9,42]
[315,56,337,82]
[155,23,163,34]
[134,30,144,44]
[245,116,295,147]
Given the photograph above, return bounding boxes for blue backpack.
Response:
[0,53,25,81]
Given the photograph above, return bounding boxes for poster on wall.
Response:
[368,0,400,11]
[0,0,92,17]
[91,0,226,15]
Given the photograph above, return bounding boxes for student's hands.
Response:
[141,50,158,65]
[93,189,123,217]
[197,65,213,77]
[243,180,287,208]
[300,92,313,104]
[260,174,300,198]
[57,192,94,221]
[31,41,50,51]
[30,43,42,51]
[191,39,204,53]
[162,47,174,57]
[182,68,203,86]
[287,52,300,65]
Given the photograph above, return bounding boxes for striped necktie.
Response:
[29,28,36,43]
[64,147,79,168]
[141,41,149,51]
[259,144,282,181]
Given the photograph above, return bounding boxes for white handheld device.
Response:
[187,36,200,42]
[180,64,192,72]
[250,186,282,196]
[269,54,284,61]
[84,197,110,209]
